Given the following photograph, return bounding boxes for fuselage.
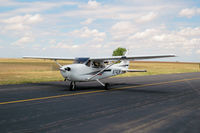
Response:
[60,63,127,82]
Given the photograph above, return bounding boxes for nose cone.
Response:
[65,67,71,71]
[60,65,71,80]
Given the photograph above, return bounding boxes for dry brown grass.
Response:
[0,58,199,85]
[115,61,200,77]
[0,58,72,85]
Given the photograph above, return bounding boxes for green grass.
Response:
[0,58,200,85]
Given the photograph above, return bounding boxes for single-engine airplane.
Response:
[23,54,175,91]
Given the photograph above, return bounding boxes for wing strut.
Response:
[96,79,105,86]
[54,60,62,67]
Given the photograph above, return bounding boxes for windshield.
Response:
[74,57,89,64]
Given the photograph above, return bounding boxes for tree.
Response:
[112,47,127,56]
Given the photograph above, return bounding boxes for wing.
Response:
[23,56,75,60]
[89,54,176,61]
[23,54,175,61]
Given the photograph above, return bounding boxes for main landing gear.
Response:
[69,81,76,91]
[96,79,110,90]
[68,80,110,91]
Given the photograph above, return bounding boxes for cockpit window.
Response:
[74,58,89,64]
[86,60,91,67]
[92,61,105,68]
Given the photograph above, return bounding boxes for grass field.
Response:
[0,58,200,85]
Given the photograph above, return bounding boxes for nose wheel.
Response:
[69,81,76,91]
[104,83,110,90]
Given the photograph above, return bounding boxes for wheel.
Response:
[104,83,110,90]
[69,82,76,91]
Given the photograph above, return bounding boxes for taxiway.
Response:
[0,72,200,133]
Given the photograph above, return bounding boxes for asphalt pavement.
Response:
[0,72,200,133]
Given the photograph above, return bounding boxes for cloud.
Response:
[4,23,29,31]
[72,26,106,40]
[0,0,26,7]
[196,50,200,54]
[79,0,101,9]
[49,39,57,45]
[12,35,34,46]
[129,28,160,39]
[58,0,182,23]
[178,27,200,37]
[0,0,199,61]
[150,29,200,54]
[179,8,200,18]
[0,1,78,17]
[81,18,94,25]
[1,14,43,31]
[87,0,100,9]
[136,12,157,23]
[51,42,78,49]
[61,2,137,20]
[111,21,137,41]
[3,14,43,25]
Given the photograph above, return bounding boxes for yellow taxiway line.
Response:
[0,77,200,105]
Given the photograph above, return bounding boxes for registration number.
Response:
[113,69,121,75]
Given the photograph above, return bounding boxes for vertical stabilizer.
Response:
[119,60,130,69]
[119,50,130,69]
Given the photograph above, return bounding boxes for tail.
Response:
[119,50,147,73]
[119,60,130,69]
[118,50,130,69]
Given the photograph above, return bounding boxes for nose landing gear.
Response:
[69,81,76,91]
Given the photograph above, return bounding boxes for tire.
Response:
[105,83,110,90]
[69,82,76,91]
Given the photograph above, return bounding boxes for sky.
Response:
[0,0,200,62]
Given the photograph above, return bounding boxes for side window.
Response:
[94,62,99,68]
[92,61,99,68]
[86,60,91,67]
[91,61,105,68]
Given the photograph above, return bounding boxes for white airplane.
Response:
[23,54,175,91]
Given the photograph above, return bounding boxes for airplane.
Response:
[23,54,175,91]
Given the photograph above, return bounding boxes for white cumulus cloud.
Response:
[87,0,100,9]
[1,14,43,31]
[111,21,136,41]
[136,12,157,23]
[51,42,78,49]
[178,27,200,37]
[72,26,106,39]
[3,14,42,24]
[179,8,200,18]
[196,49,200,54]
[12,35,34,46]
[79,0,101,9]
[81,18,94,25]
[129,28,160,40]
[122,26,200,56]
